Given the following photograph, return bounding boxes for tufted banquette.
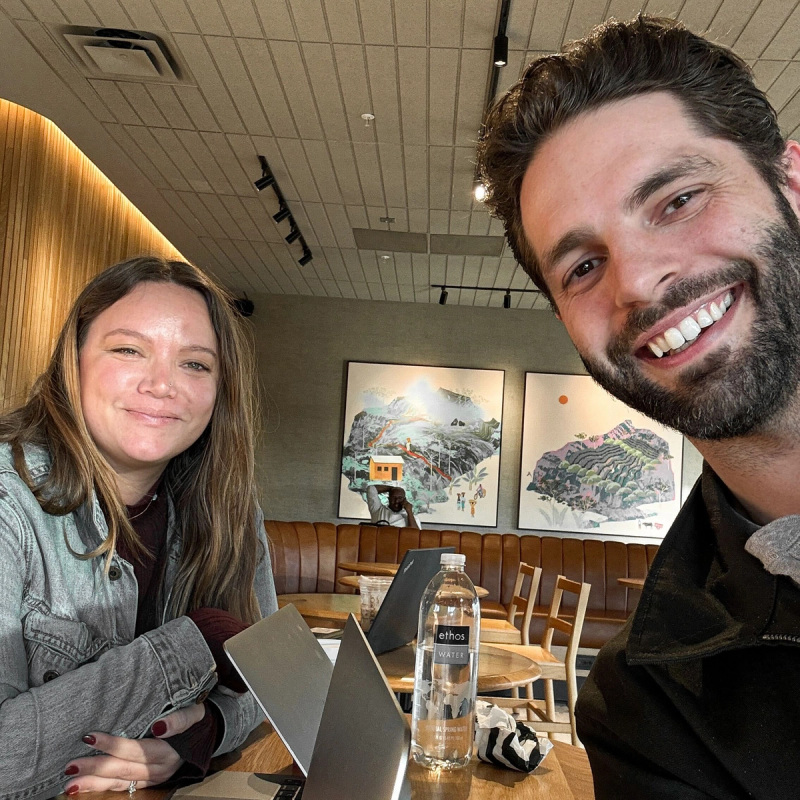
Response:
[266,521,658,650]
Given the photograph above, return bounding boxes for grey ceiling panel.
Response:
[734,0,793,60]
[462,0,494,49]
[190,0,230,36]
[413,252,432,287]
[122,124,190,190]
[366,45,402,144]
[448,210,470,235]
[428,145,453,210]
[429,209,449,234]
[445,255,465,285]
[201,131,254,194]
[767,62,800,111]
[530,0,570,51]
[88,79,142,124]
[172,85,221,131]
[178,191,227,237]
[408,207,428,233]
[706,0,760,47]
[394,0,426,46]
[564,0,606,44]
[303,139,343,202]
[428,48,458,145]
[270,39,324,139]
[352,141,384,206]
[397,48,427,145]
[679,0,725,37]
[277,136,322,201]
[386,206,408,231]
[605,1,645,25]
[175,129,235,193]
[755,59,789,93]
[324,204,357,248]
[508,0,535,51]
[430,0,463,48]
[430,233,504,256]
[122,0,162,29]
[156,0,199,33]
[56,0,100,25]
[345,204,369,228]
[403,145,427,208]
[304,201,337,246]
[455,47,490,146]
[761,2,800,60]
[303,42,350,140]
[289,0,329,42]
[146,84,195,129]
[150,127,207,190]
[378,143,406,208]
[222,0,263,38]
[117,82,168,127]
[21,0,66,23]
[334,43,373,143]
[239,39,296,137]
[468,210,490,235]
[2,0,35,19]
[352,228,427,252]
[220,195,263,241]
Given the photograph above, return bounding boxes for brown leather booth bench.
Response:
[266,521,659,650]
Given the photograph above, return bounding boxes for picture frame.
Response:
[339,361,505,527]
[518,373,684,538]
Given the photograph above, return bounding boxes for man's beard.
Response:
[580,202,800,440]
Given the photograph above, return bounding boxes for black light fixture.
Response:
[431,284,540,306]
[254,155,275,191]
[299,248,313,266]
[493,34,508,67]
[285,226,301,244]
[273,205,291,223]
[503,290,512,309]
[439,288,448,305]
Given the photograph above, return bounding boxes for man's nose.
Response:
[608,236,680,309]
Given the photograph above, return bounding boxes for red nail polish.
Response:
[81,734,96,745]
[151,720,167,737]
[64,765,79,776]
[66,786,80,796]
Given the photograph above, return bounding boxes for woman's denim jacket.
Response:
[0,444,278,800]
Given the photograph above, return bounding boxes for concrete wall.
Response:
[249,293,700,542]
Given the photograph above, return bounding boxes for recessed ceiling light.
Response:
[361,112,375,127]
[474,183,487,202]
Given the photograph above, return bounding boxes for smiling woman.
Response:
[0,256,277,798]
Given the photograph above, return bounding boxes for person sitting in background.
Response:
[365,483,420,529]
[0,256,277,798]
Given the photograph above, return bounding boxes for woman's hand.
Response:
[62,703,206,793]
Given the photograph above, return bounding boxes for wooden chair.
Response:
[479,562,542,645]
[479,575,592,747]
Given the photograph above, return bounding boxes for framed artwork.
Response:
[339,361,505,527]
[518,373,684,538]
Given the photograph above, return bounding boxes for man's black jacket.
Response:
[576,468,800,799]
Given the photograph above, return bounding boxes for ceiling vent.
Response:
[58,26,189,84]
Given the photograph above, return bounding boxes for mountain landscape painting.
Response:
[519,373,684,538]
[339,362,504,526]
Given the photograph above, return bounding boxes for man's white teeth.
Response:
[663,327,686,350]
[645,291,735,358]
[678,317,701,341]
[695,308,714,328]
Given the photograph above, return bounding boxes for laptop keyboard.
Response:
[275,778,304,799]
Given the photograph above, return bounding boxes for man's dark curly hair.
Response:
[476,15,785,308]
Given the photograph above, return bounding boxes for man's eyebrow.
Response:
[103,328,217,359]
[623,155,718,214]
[540,227,597,278]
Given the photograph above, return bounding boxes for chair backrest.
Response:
[506,562,543,646]
[541,575,591,661]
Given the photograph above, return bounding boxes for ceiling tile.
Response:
[462,254,481,283]
[241,196,285,243]
[319,279,342,296]
[205,36,270,135]
[251,0,295,39]
[303,139,343,202]
[387,207,408,231]
[353,282,371,299]
[734,0,795,60]
[477,255,500,285]
[189,0,230,35]
[398,284,415,302]
[289,0,328,41]
[398,48,427,144]
[123,124,192,190]
[604,1,647,23]
[753,58,790,92]
[219,0,263,38]
[323,0,361,43]
[341,248,367,281]
[429,145,453,210]
[199,193,246,238]
[429,48,459,145]
[153,0,198,33]
[382,283,400,301]
[321,246,351,281]
[303,201,337,246]
[394,251,413,282]
[462,0,493,48]
[149,127,208,189]
[507,0,535,51]
[430,0,463,49]
[352,141,384,206]
[270,39,325,139]
[429,209,449,234]
[339,282,357,297]
[117,82,168,127]
[160,189,207,236]
[174,129,235,193]
[173,34,245,132]
[251,135,299,200]
[334,43,373,142]
[449,210,470,234]
[146,84,195,129]
[365,206,388,228]
[706,0,761,47]
[302,42,350,140]
[419,252,437,286]
[345,204,369,228]
[778,84,800,134]
[445,254,465,284]
[767,61,800,111]
[239,38,297,138]
[408,207,428,232]
[19,0,66,23]
[277,136,321,201]
[377,143,405,207]
[88,79,142,125]
[403,145,428,208]
[220,195,263,241]
[178,191,228,237]
[285,203,318,245]
[450,146,474,211]
[323,204,356,247]
[201,131,255,194]
[760,2,800,59]
[394,0,426,46]
[679,0,725,35]
[360,251,381,281]
[1,0,35,19]
[122,0,162,29]
[366,45,401,144]
[564,0,606,43]
[359,0,394,45]
[469,210,490,235]
[172,85,221,131]
[455,47,489,146]
[55,0,100,25]
[530,0,570,51]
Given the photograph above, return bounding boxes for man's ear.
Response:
[781,141,800,216]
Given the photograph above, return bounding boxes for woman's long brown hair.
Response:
[0,256,262,624]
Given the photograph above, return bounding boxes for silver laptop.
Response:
[367,546,455,655]
[175,609,410,800]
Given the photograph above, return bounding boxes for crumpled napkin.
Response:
[474,699,552,772]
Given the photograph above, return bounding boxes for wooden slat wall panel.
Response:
[0,99,182,412]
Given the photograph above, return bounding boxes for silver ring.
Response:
[128,780,137,796]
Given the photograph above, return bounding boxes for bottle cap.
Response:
[440,553,466,567]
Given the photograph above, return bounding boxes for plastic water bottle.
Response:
[411,552,480,770]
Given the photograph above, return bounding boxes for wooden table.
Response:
[86,723,593,800]
[279,593,501,638]
[338,560,401,576]
[337,573,490,598]
[617,577,645,590]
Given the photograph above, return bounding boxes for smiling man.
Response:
[479,16,800,800]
